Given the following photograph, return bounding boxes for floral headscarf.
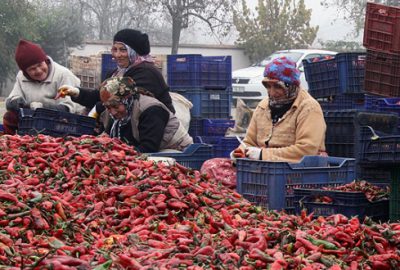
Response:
[99,77,137,139]
[262,57,301,109]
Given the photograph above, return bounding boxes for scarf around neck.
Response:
[112,42,154,77]
[109,95,135,139]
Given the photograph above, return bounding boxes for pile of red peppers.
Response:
[0,134,398,269]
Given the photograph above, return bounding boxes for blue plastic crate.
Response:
[359,126,400,165]
[318,94,365,111]
[195,136,239,158]
[236,156,355,213]
[174,88,232,119]
[304,53,366,98]
[337,53,366,94]
[202,119,235,136]
[294,188,389,221]
[188,118,204,137]
[167,54,232,89]
[17,108,96,137]
[101,54,117,81]
[365,95,400,116]
[148,143,213,170]
[303,56,338,98]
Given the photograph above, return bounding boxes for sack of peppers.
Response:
[0,134,398,269]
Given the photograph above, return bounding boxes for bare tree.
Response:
[77,0,159,40]
[155,0,238,54]
[321,0,400,37]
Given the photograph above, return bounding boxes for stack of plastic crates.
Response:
[168,54,236,158]
[303,52,366,110]
[362,2,400,220]
[363,2,400,98]
[323,110,398,185]
[236,156,355,213]
[358,126,400,221]
[168,54,232,121]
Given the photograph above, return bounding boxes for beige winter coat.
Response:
[242,89,326,162]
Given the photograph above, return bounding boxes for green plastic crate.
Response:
[390,168,400,221]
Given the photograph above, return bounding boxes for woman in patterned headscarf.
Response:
[99,77,192,153]
[57,29,175,116]
[200,57,327,189]
[231,56,327,162]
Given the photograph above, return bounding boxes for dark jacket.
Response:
[72,62,175,113]
[102,95,192,152]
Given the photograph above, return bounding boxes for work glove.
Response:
[88,106,98,119]
[6,96,27,111]
[56,85,80,99]
[30,102,43,110]
[245,147,262,160]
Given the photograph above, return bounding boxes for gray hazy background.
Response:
[182,0,361,46]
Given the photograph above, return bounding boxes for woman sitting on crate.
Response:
[201,57,327,187]
[98,76,192,153]
[57,28,176,117]
[3,39,82,135]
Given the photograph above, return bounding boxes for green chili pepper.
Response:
[93,259,112,270]
[307,236,338,250]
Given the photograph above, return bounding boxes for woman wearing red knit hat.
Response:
[3,39,81,134]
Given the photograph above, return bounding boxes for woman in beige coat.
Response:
[201,56,327,187]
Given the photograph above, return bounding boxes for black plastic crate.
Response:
[390,168,400,221]
[294,188,389,221]
[356,166,391,187]
[359,126,400,165]
[18,108,96,137]
[304,53,366,98]
[324,110,398,158]
[318,94,365,111]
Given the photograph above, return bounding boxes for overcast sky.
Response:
[182,0,361,45]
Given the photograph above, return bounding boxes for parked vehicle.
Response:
[232,49,337,107]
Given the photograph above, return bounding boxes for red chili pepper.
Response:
[31,207,50,230]
[167,199,189,209]
[148,239,169,249]
[296,237,318,251]
[194,245,214,256]
[168,184,183,199]
[370,261,391,270]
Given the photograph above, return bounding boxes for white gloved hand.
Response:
[57,85,80,98]
[30,102,43,110]
[245,147,262,160]
[88,105,99,119]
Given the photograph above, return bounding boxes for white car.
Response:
[232,49,337,107]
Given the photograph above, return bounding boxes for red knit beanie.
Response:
[15,39,47,71]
